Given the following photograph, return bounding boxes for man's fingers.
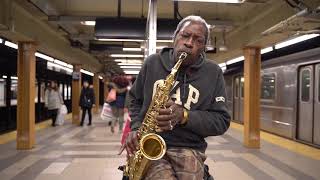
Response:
[156,114,174,121]
[158,108,171,115]
[165,100,174,108]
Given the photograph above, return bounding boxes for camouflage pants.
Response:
[143,148,206,180]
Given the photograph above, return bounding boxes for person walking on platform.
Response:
[79,81,95,126]
[45,81,64,127]
[120,15,230,179]
[107,76,129,133]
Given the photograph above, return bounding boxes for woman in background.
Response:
[79,81,95,126]
[107,76,129,133]
[45,81,64,127]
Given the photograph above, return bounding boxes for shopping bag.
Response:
[106,89,116,103]
[59,105,68,115]
[56,112,65,125]
[100,103,113,123]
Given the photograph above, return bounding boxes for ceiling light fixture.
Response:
[173,0,245,3]
[261,46,273,54]
[275,34,319,49]
[156,40,173,43]
[0,38,3,44]
[4,41,18,49]
[124,70,140,75]
[97,38,144,42]
[123,47,142,52]
[114,59,143,64]
[35,52,54,62]
[81,21,96,26]
[226,56,244,65]
[120,66,142,69]
[110,54,144,58]
[118,63,143,66]
[99,76,103,79]
[80,69,94,76]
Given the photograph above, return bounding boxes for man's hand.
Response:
[156,99,184,132]
[118,131,139,157]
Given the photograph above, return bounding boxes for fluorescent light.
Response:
[118,63,143,66]
[4,41,18,49]
[80,69,94,76]
[35,52,54,62]
[261,46,273,54]
[110,54,144,58]
[11,76,18,80]
[54,59,69,67]
[97,38,144,42]
[124,70,140,75]
[120,66,142,69]
[156,46,167,50]
[48,62,73,73]
[156,40,173,43]
[81,21,96,26]
[173,0,245,3]
[2,75,7,78]
[274,120,291,126]
[218,63,226,68]
[0,38,3,44]
[123,48,142,52]
[114,59,143,63]
[275,34,320,49]
[226,56,244,65]
[99,76,103,79]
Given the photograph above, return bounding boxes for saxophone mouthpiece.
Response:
[179,52,188,60]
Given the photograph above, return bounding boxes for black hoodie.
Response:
[129,48,230,153]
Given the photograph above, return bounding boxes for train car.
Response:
[224,38,320,148]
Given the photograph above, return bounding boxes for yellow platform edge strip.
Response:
[230,122,320,160]
[0,113,72,145]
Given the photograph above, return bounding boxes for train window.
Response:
[234,77,239,98]
[301,69,310,102]
[40,83,45,103]
[261,73,276,100]
[240,77,244,98]
[0,79,6,107]
[59,83,63,95]
[64,84,68,100]
[11,79,18,105]
[35,81,38,103]
[68,85,71,100]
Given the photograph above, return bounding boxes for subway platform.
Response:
[0,115,319,180]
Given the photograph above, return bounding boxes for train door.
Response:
[314,64,320,145]
[233,76,244,123]
[297,64,320,146]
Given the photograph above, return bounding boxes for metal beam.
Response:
[145,0,157,56]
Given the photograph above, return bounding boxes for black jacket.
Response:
[129,48,231,153]
[79,87,95,108]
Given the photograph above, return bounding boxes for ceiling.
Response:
[0,0,319,75]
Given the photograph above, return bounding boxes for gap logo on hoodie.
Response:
[152,79,199,110]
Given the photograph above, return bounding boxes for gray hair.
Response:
[172,15,210,45]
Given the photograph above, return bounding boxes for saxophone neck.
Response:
[171,52,188,75]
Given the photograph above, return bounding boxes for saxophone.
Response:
[123,52,188,180]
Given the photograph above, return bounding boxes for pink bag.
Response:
[106,89,116,102]
[121,115,132,145]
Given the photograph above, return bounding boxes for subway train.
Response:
[0,41,105,134]
[223,36,320,148]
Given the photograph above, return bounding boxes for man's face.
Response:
[173,21,206,66]
[84,82,89,87]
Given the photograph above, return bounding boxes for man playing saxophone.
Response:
[121,15,231,180]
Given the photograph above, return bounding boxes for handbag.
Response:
[106,89,116,103]
[100,103,113,123]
